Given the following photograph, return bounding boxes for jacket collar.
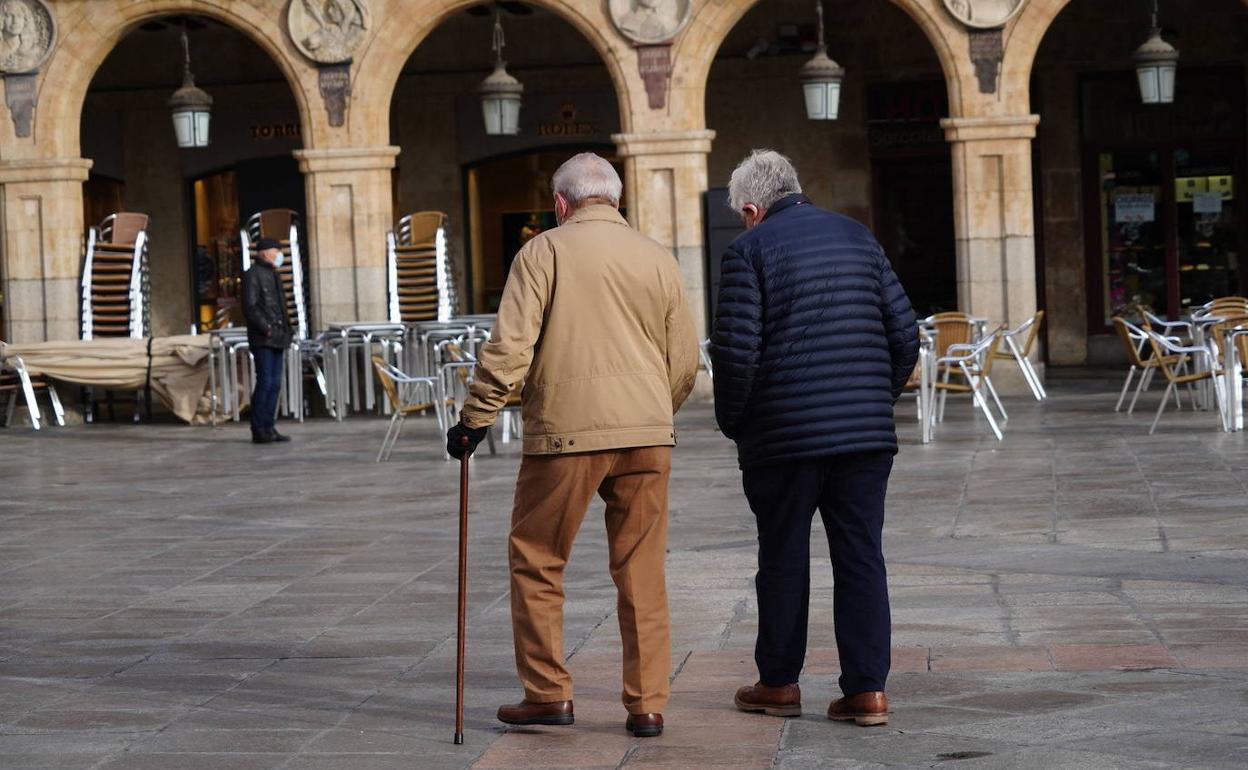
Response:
[565,204,628,227]
[762,193,811,222]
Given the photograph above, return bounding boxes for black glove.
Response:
[446,422,489,460]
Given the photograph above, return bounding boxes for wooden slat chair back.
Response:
[928,314,973,362]
[101,213,149,246]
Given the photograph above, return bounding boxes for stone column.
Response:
[0,158,93,343]
[293,146,400,327]
[611,130,716,343]
[942,115,1043,389]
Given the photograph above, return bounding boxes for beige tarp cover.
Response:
[0,336,213,424]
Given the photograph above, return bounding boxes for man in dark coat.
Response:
[710,150,919,727]
[241,237,293,444]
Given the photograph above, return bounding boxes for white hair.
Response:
[551,152,623,207]
[728,149,802,214]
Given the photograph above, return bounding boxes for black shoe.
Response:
[252,431,274,444]
[269,429,292,443]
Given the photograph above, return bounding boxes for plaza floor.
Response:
[2,371,1247,769]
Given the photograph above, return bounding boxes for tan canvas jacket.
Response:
[460,204,700,455]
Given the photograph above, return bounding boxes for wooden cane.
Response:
[454,438,470,745]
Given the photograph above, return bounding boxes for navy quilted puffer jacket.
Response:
[710,194,919,468]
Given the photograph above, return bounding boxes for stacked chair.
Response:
[80,213,150,340]
[386,212,457,324]
[78,212,151,422]
[241,209,309,340]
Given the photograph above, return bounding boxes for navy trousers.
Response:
[250,346,285,435]
[742,450,893,696]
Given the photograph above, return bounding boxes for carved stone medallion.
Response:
[288,0,369,64]
[0,0,55,74]
[942,0,1026,30]
[609,0,692,46]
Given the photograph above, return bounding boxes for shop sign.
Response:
[1114,193,1155,223]
[1193,192,1223,215]
[249,123,302,140]
[537,104,602,137]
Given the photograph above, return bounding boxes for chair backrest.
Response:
[1144,331,1185,384]
[978,329,1004,377]
[1012,311,1045,356]
[1112,316,1150,367]
[400,212,447,247]
[100,212,149,245]
[372,355,402,411]
[929,316,973,360]
[1236,331,1248,370]
[258,209,297,240]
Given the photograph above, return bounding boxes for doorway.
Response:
[189,156,304,329]
[464,147,619,312]
[872,157,957,317]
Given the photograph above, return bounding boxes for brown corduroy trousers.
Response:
[508,446,672,715]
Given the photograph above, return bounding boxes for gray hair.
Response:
[551,152,623,207]
[728,149,802,214]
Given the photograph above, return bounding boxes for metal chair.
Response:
[1,356,65,430]
[1112,316,1185,415]
[372,355,445,462]
[934,329,1006,441]
[991,311,1046,400]
[1143,330,1226,434]
[699,339,713,380]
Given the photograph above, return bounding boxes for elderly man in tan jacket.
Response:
[446,152,699,738]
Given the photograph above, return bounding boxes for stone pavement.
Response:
[2,370,1246,769]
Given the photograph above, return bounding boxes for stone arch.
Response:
[27,1,318,160]
[352,0,638,147]
[672,0,968,127]
[1003,0,1248,112]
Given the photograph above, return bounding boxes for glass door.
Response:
[1174,147,1241,308]
[1097,150,1169,324]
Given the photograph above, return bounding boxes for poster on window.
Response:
[1114,193,1155,223]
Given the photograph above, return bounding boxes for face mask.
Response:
[272,252,285,268]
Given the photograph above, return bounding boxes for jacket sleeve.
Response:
[665,270,700,415]
[709,244,763,440]
[460,240,552,430]
[240,269,270,336]
[878,250,920,402]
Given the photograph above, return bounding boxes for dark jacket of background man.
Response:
[711,194,920,468]
[242,260,293,351]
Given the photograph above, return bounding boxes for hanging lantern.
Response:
[799,1,845,121]
[168,25,212,147]
[1134,0,1179,105]
[479,12,523,135]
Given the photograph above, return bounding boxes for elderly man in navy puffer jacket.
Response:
[711,150,919,728]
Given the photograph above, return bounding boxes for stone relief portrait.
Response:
[609,0,692,46]
[0,0,55,74]
[288,0,369,64]
[943,0,1026,29]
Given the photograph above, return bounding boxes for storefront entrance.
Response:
[190,157,305,330]
[464,147,619,312]
[1083,68,1246,332]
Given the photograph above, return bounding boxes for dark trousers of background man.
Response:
[742,450,894,696]
[250,347,285,436]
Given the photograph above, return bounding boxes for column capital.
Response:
[0,157,92,184]
[293,146,400,174]
[611,130,716,158]
[941,115,1040,143]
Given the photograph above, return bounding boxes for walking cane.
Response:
[454,437,470,745]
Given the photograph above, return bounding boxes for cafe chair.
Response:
[1,355,65,431]
[1143,330,1225,435]
[934,328,1006,441]
[1112,316,1184,415]
[992,311,1047,401]
[372,355,445,462]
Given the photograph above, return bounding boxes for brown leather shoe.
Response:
[496,699,574,726]
[734,682,802,717]
[827,691,889,726]
[625,712,663,737]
